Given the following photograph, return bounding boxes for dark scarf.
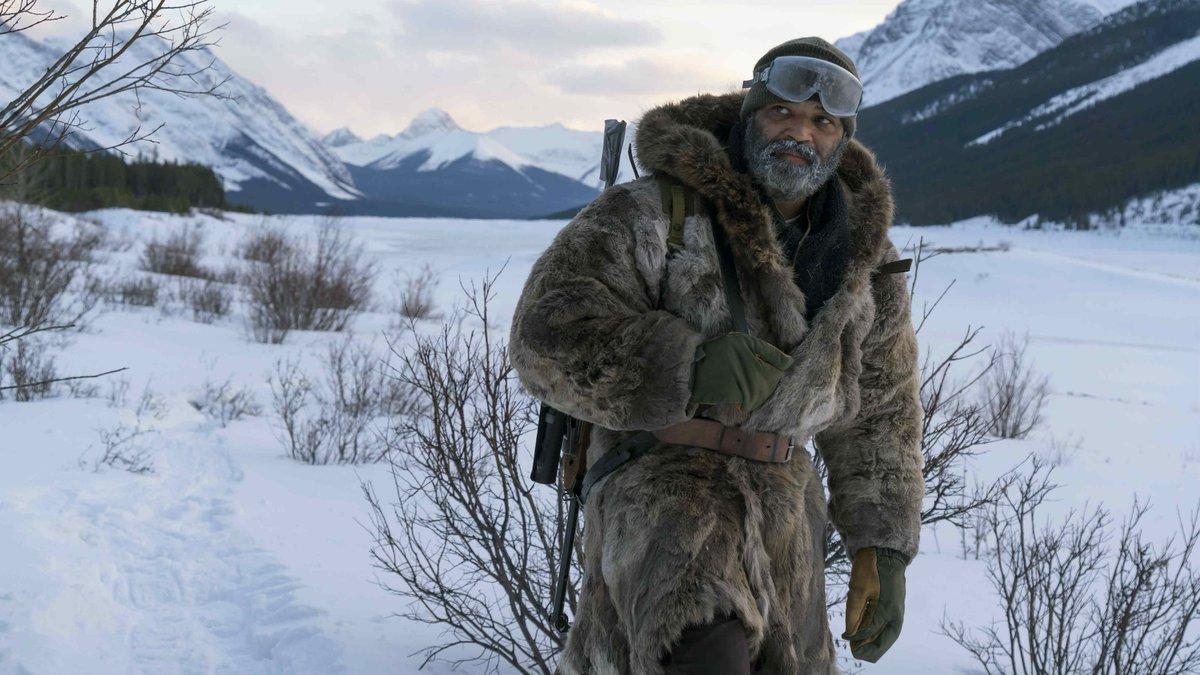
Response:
[724,121,850,322]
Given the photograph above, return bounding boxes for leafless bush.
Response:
[393,263,440,321]
[237,223,293,265]
[980,329,1050,439]
[140,225,213,279]
[0,204,103,328]
[89,422,155,474]
[363,269,569,674]
[942,459,1200,675]
[243,220,376,344]
[184,279,231,323]
[0,323,127,399]
[114,275,161,307]
[0,335,57,401]
[268,336,418,464]
[189,377,261,426]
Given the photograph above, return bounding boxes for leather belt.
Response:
[651,417,794,463]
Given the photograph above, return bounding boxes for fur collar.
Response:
[633,90,895,300]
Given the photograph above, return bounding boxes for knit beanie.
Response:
[740,37,860,139]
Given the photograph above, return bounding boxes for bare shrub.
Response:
[0,336,57,401]
[104,377,133,408]
[213,265,241,285]
[268,336,417,464]
[243,220,376,344]
[184,279,232,323]
[942,459,1200,675]
[980,329,1050,439]
[0,323,127,400]
[115,275,161,307]
[363,269,568,673]
[0,204,102,328]
[393,263,440,321]
[189,377,261,426]
[140,225,212,279]
[89,422,155,474]
[237,223,293,265]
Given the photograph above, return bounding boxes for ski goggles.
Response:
[741,56,863,118]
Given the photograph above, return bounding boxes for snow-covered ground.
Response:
[0,206,1197,674]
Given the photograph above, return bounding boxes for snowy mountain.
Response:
[350,109,530,173]
[0,30,359,211]
[331,108,636,187]
[855,0,1200,225]
[321,127,362,148]
[836,0,1137,107]
[329,108,624,218]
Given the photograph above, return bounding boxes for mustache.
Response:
[761,138,820,164]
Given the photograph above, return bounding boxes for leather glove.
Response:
[688,331,794,414]
[842,546,909,663]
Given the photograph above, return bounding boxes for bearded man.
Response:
[509,37,924,674]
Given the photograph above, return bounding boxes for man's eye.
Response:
[817,116,833,125]
[774,106,789,115]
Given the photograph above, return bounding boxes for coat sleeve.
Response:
[507,186,705,431]
[813,245,925,561]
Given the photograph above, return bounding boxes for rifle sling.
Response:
[579,430,657,505]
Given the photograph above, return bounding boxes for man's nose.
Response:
[782,120,815,144]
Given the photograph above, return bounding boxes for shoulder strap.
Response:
[657,174,748,333]
[658,177,693,250]
[709,207,749,333]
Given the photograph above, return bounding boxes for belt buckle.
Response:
[784,438,795,462]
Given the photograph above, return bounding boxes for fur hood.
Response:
[632,89,895,304]
[631,89,897,352]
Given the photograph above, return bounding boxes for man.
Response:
[509,37,924,674]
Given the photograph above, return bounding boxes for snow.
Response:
[0,202,1197,673]
[398,108,461,138]
[321,128,363,148]
[1088,182,1200,230]
[1082,0,1142,14]
[384,130,531,174]
[969,31,1200,146]
[837,0,1102,108]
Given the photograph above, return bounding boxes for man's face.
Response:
[743,97,849,203]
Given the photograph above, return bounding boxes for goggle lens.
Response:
[743,55,863,117]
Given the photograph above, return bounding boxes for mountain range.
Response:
[835,0,1133,106]
[856,0,1200,225]
[321,109,620,219]
[2,0,1194,225]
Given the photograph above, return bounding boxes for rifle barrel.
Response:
[551,494,581,635]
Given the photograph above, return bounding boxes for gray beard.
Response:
[742,117,847,203]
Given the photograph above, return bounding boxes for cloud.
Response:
[388,0,661,58]
[547,56,732,96]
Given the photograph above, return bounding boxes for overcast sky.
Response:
[50,1,906,137]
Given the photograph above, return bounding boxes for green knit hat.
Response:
[740,36,860,139]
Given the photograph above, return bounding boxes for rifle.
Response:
[530,118,627,636]
[532,404,589,634]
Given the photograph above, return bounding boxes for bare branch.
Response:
[0,0,227,182]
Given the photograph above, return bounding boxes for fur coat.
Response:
[508,90,924,674]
